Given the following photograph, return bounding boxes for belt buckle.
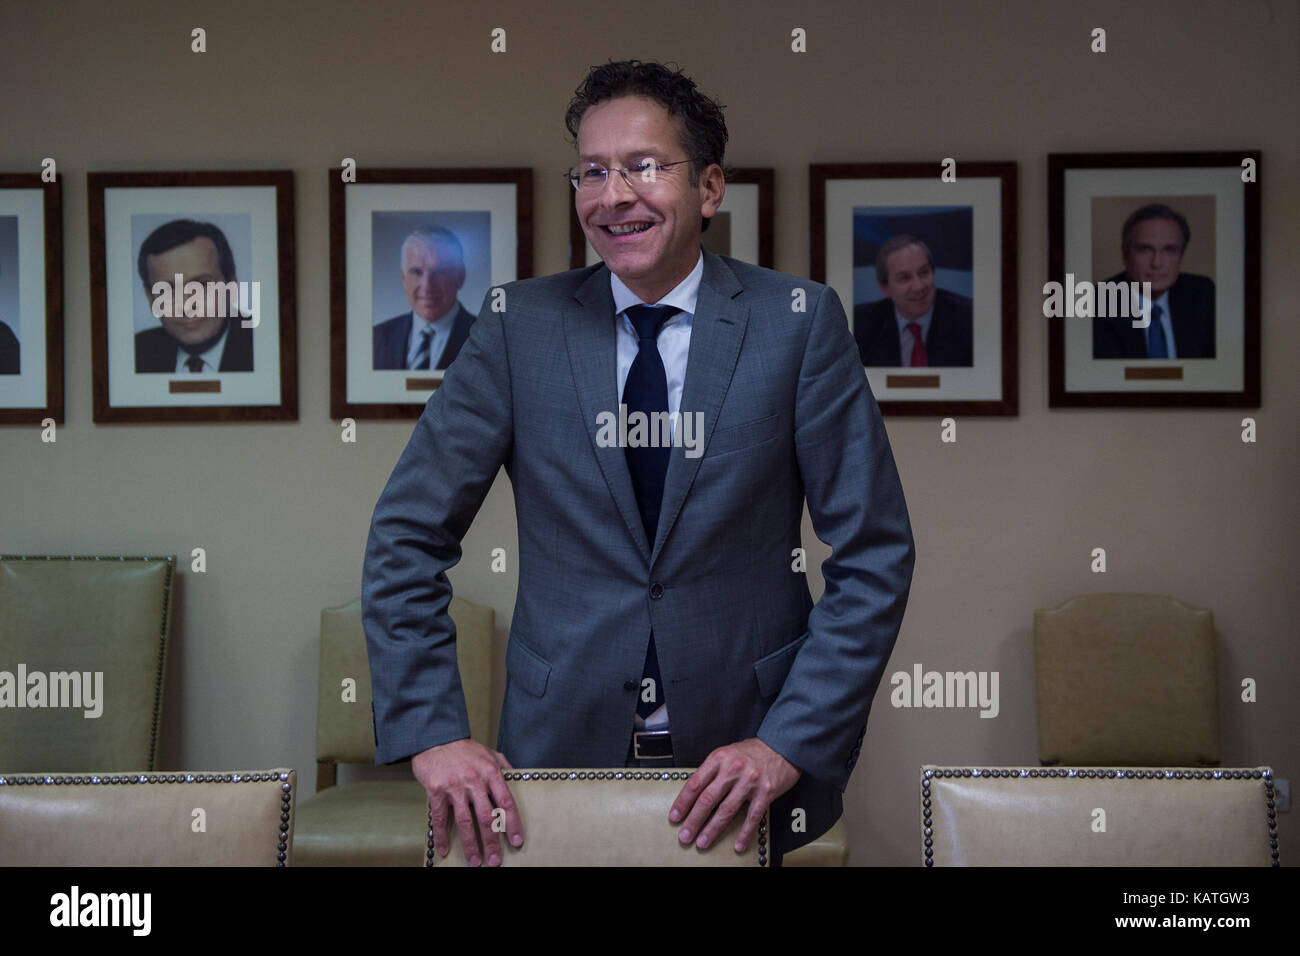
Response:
[633,729,672,760]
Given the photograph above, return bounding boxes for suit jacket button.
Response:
[649,582,664,600]
[623,680,637,690]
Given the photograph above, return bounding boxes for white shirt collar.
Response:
[894,305,934,332]
[175,320,230,373]
[412,304,458,334]
[610,250,704,317]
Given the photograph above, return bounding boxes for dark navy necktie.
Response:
[622,304,680,720]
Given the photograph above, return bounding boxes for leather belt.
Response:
[632,729,674,759]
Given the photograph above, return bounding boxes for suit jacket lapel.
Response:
[881,310,902,364]
[927,293,952,365]
[437,304,474,369]
[1123,315,1149,358]
[651,250,747,566]
[566,266,654,563]
[219,318,253,372]
[389,313,413,369]
[1167,276,1207,357]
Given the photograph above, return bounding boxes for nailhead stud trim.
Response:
[919,767,1278,867]
[423,770,770,867]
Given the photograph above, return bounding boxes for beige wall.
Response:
[1,0,1295,865]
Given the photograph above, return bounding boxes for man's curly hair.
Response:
[565,60,728,230]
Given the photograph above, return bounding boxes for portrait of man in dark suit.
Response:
[854,234,973,367]
[0,319,17,375]
[0,228,19,375]
[371,226,476,371]
[134,219,254,374]
[363,60,914,867]
[1093,203,1216,359]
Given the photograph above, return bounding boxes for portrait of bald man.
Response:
[372,226,478,371]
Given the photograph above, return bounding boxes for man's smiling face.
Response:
[879,243,936,320]
[145,236,230,348]
[574,95,723,302]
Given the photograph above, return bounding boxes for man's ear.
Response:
[700,163,726,219]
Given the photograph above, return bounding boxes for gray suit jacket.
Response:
[362,249,915,856]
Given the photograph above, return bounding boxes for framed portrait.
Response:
[0,173,62,425]
[568,167,774,269]
[1047,151,1261,407]
[811,162,1018,416]
[330,168,532,420]
[88,171,296,423]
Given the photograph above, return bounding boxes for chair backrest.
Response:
[426,769,768,867]
[0,555,174,772]
[316,596,495,767]
[1034,592,1218,765]
[922,765,1277,866]
[0,768,296,865]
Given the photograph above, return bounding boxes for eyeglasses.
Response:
[566,158,693,192]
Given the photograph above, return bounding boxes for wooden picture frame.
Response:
[330,167,532,420]
[811,162,1018,416]
[0,172,63,424]
[88,170,297,423]
[1047,151,1261,408]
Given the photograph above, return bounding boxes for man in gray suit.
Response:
[363,60,914,867]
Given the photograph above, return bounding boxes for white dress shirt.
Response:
[174,322,230,373]
[609,249,704,734]
[611,250,702,443]
[405,306,458,370]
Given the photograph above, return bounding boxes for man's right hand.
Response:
[413,738,523,866]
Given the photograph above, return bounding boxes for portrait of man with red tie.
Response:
[853,232,974,368]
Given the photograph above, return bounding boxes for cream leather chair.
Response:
[922,765,1278,866]
[0,769,296,865]
[1034,593,1219,765]
[0,555,174,772]
[923,596,1279,866]
[422,769,846,867]
[426,769,769,866]
[294,595,846,865]
[292,596,495,866]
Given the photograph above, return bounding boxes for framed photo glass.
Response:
[330,168,532,419]
[1047,151,1260,407]
[0,173,62,424]
[89,171,296,422]
[812,162,1018,416]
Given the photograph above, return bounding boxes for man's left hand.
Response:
[669,737,801,852]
